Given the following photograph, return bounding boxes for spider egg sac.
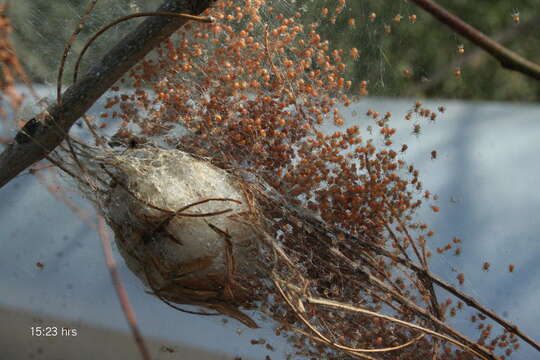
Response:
[101,146,264,327]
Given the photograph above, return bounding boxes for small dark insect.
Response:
[161,346,176,353]
[108,133,146,149]
[15,117,42,144]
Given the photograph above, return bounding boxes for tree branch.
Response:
[97,216,151,360]
[0,0,214,190]
[406,14,540,96]
[410,0,540,81]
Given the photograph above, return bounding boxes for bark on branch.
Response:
[410,0,540,81]
[0,0,214,190]
[406,14,540,97]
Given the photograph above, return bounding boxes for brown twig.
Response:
[57,0,98,105]
[32,168,97,229]
[406,14,540,96]
[143,258,222,317]
[264,191,540,353]
[0,0,216,190]
[208,223,236,300]
[306,296,486,360]
[259,186,494,358]
[361,268,495,359]
[342,227,540,353]
[174,197,241,216]
[273,275,427,356]
[73,11,214,83]
[410,0,540,81]
[321,230,495,359]
[97,216,152,360]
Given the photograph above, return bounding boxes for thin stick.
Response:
[410,0,540,81]
[290,326,376,360]
[97,216,151,360]
[143,262,222,317]
[307,296,487,360]
[0,0,215,189]
[297,201,540,352]
[273,276,426,355]
[208,223,236,300]
[32,168,97,229]
[407,14,540,96]
[53,0,99,179]
[261,195,498,358]
[57,0,98,105]
[354,234,540,352]
[73,12,213,83]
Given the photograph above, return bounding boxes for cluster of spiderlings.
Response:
[468,314,521,359]
[101,0,359,170]
[90,1,522,359]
